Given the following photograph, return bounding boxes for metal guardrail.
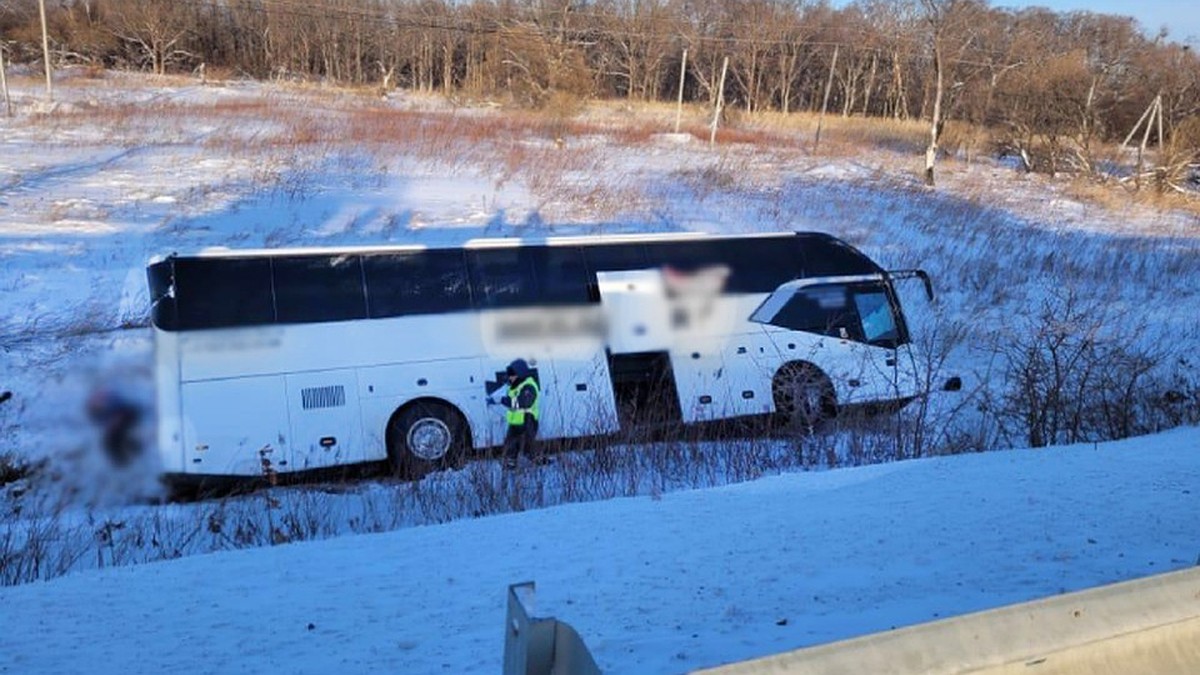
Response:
[503,582,602,675]
[693,566,1200,675]
[502,569,1200,674]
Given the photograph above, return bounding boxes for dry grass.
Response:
[0,418,943,586]
[1063,177,1200,220]
[749,110,928,155]
[22,74,1190,223]
[581,99,929,155]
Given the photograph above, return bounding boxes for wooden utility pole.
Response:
[38,0,53,99]
[1121,94,1165,190]
[814,45,839,153]
[674,49,688,134]
[709,57,729,147]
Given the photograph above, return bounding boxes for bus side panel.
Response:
[539,351,620,440]
[718,327,780,419]
[762,328,901,407]
[285,370,365,471]
[670,338,729,424]
[702,296,780,420]
[180,376,291,476]
[153,330,185,473]
[358,358,490,454]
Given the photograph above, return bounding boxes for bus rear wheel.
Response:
[387,401,468,480]
[773,363,836,433]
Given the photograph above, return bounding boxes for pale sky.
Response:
[833,1,1199,46]
[997,0,1199,45]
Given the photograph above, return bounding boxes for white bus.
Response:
[146,231,934,485]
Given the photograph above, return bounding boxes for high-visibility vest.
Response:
[506,377,540,426]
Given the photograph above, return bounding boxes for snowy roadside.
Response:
[1,427,1197,674]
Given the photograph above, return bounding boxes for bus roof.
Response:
[153,231,812,262]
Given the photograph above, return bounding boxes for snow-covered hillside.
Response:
[1,71,1199,672]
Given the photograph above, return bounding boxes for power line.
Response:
[17,0,1199,85]
[161,0,1069,68]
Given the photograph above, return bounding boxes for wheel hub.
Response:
[407,417,451,460]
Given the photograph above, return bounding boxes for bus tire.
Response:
[386,400,469,480]
[772,362,837,433]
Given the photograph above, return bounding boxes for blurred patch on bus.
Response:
[482,306,607,358]
[180,327,285,353]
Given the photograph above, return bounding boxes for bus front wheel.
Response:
[387,401,468,480]
[772,363,837,433]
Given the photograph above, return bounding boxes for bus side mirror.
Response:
[886,269,935,302]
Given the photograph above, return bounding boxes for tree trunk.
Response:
[862,53,877,116]
[925,46,944,186]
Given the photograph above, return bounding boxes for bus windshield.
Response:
[752,280,905,347]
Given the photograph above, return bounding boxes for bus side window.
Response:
[468,248,537,308]
[643,239,801,294]
[582,244,650,300]
[530,247,589,305]
[147,260,178,330]
[644,240,728,277]
[273,255,368,324]
[364,249,471,317]
[797,234,881,277]
[147,261,173,303]
[174,257,275,329]
[719,239,802,293]
[769,285,863,341]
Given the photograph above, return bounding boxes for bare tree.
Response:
[0,0,1195,154]
[680,0,727,108]
[725,0,781,113]
[917,0,983,186]
[107,0,195,75]
[593,0,679,101]
[857,0,921,120]
[764,5,820,114]
[1064,12,1144,173]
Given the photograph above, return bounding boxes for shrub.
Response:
[0,453,31,487]
[988,288,1182,448]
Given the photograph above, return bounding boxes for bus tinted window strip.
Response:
[359,255,371,319]
[157,233,877,329]
[268,258,279,324]
[173,257,274,330]
[363,249,473,318]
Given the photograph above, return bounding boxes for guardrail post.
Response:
[503,581,602,675]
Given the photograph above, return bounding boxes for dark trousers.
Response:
[103,412,141,467]
[503,419,539,462]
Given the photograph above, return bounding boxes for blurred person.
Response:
[85,386,143,467]
[492,358,544,469]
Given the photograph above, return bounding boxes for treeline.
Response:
[2,0,1199,174]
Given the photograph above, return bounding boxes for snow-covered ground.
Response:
[0,71,1199,672]
[1,428,1198,673]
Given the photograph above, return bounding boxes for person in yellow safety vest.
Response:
[498,358,543,469]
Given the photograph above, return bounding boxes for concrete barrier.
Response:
[694,566,1200,675]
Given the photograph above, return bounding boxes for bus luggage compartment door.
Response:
[595,270,671,355]
[180,375,291,476]
[285,370,365,471]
